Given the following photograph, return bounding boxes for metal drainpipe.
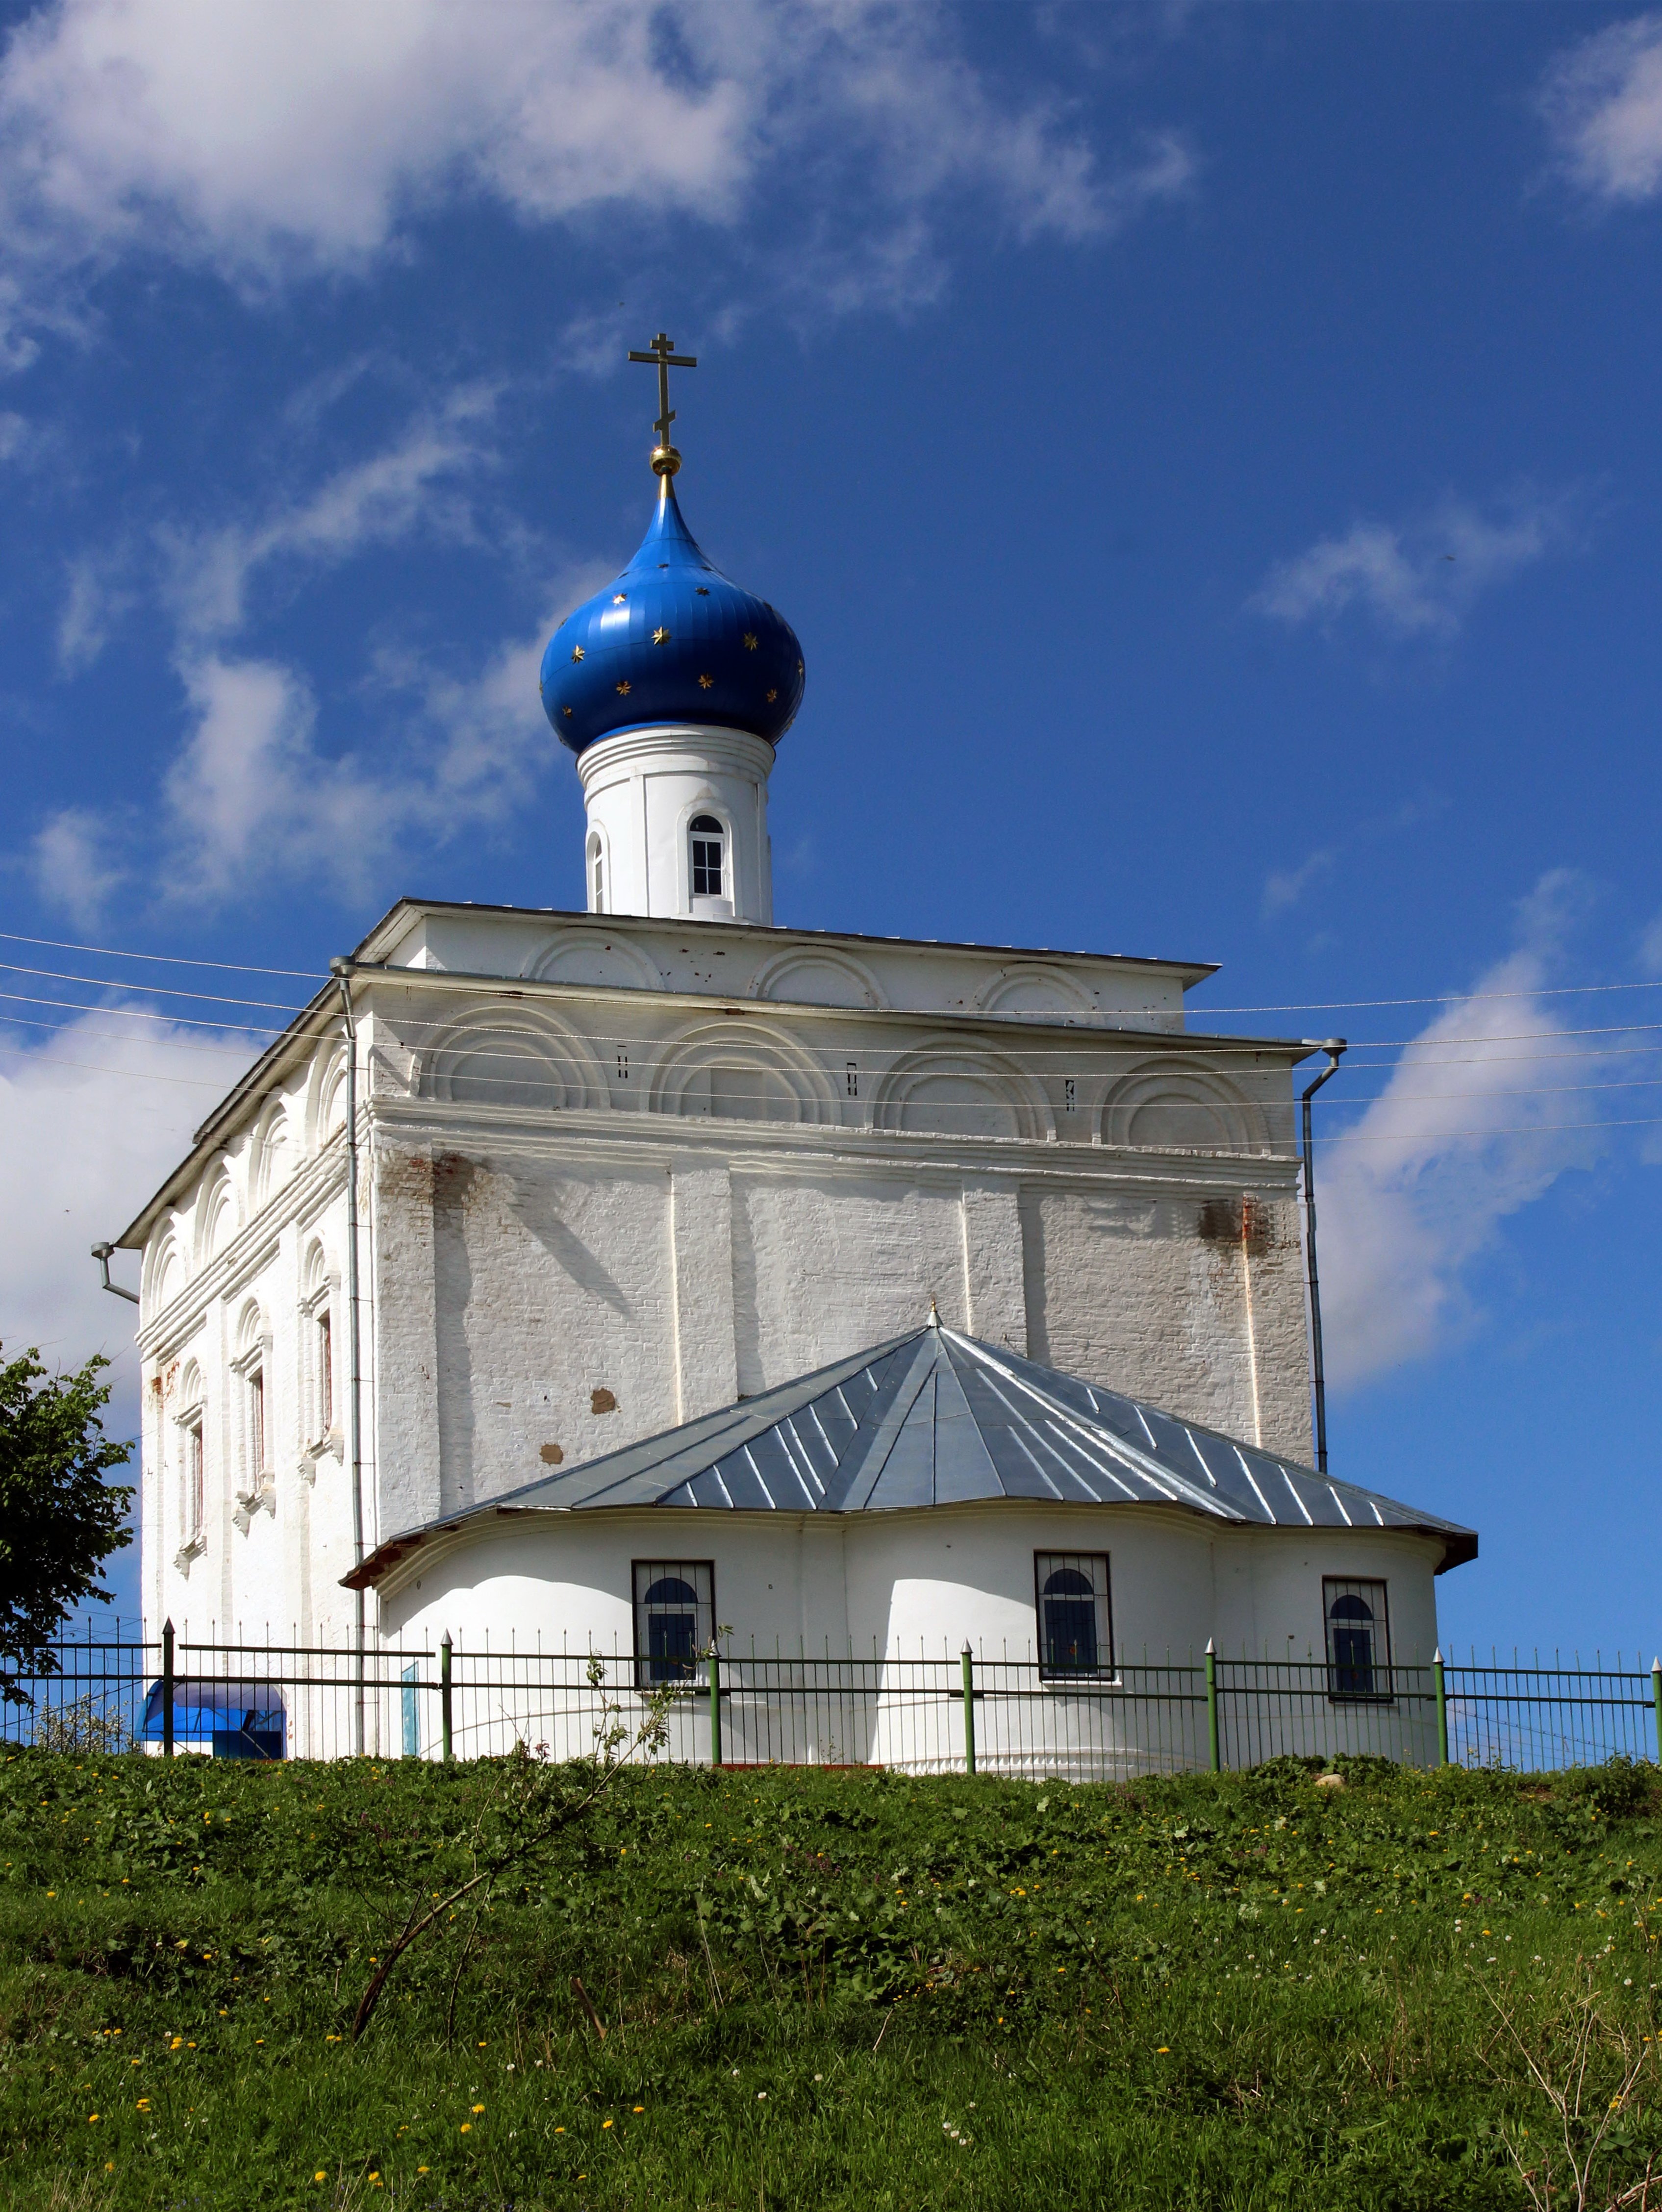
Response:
[1300,1039,1347,1475]
[330,958,366,1757]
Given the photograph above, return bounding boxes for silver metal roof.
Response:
[348,1322,1476,1587]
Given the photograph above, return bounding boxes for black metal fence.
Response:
[5,1629,1660,1777]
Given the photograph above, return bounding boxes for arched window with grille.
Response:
[1325,1578,1390,1700]
[633,1559,715,1687]
[586,830,606,913]
[689,814,726,900]
[1034,1552,1113,1680]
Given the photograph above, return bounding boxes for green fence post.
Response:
[1205,1640,1220,1774]
[440,1634,453,1764]
[708,1642,723,1769]
[961,1644,977,1777]
[161,1619,175,1760]
[1652,1657,1661,1767]
[1434,1648,1449,1769]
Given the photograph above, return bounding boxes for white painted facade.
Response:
[119,896,1459,1722]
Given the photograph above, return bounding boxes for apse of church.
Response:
[116,335,1395,1658]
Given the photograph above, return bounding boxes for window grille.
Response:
[1034,1552,1114,1680]
[689,815,725,898]
[1324,1577,1391,1700]
[632,1559,715,1688]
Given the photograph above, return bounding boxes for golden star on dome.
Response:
[612,593,627,604]
[743,632,758,650]
[562,706,572,718]
[797,659,804,676]
[696,586,709,597]
[653,627,670,644]
[615,679,631,696]
[571,645,584,662]
[765,688,778,703]
[697,673,714,689]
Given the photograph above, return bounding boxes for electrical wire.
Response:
[0,989,287,1037]
[0,1010,266,1059]
[1197,980,1662,1014]
[0,928,322,978]
[0,960,308,1013]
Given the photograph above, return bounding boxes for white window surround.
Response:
[586,827,609,914]
[299,1276,344,1468]
[229,1333,276,1532]
[172,1382,207,1571]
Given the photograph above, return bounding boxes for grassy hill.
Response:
[3,1747,1660,2210]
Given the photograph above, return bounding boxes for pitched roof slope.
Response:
[347,1322,1476,1588]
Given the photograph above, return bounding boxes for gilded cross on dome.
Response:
[627,330,697,479]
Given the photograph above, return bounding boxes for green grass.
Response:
[3,1749,1662,2210]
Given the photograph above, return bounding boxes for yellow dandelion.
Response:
[472,2104,485,2113]
[603,2118,614,2129]
[88,2113,100,2123]
[633,2105,644,2113]
[315,2173,327,2185]
[459,2122,471,2133]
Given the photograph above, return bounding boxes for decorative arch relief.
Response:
[974,963,1096,1020]
[1100,1062,1266,1155]
[650,1020,837,1126]
[872,1046,1050,1143]
[420,1005,608,1113]
[524,930,661,992]
[747,946,886,1011]
[146,1228,187,1313]
[250,1101,292,1208]
[195,1169,238,1266]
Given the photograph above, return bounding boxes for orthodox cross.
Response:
[628,330,697,458]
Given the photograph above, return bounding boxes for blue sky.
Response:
[1,0,1660,1659]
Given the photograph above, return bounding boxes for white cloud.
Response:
[0,1008,258,1380]
[0,0,1186,331]
[1541,13,1662,205]
[163,383,499,643]
[1251,489,1586,641]
[1262,846,1335,920]
[30,803,123,927]
[1320,871,1606,1384]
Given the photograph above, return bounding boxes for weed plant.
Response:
[3,1750,1661,2209]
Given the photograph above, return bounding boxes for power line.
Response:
[0,928,322,978]
[0,989,287,1037]
[1197,980,1662,1014]
[0,1011,264,1059]
[0,960,307,1013]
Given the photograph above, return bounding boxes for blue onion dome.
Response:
[540,479,805,756]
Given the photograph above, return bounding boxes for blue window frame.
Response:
[633,1559,715,1688]
[1325,1578,1391,1700]
[1034,1552,1114,1680]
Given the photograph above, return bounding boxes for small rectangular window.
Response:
[185,1421,204,1539]
[1034,1551,1113,1680]
[691,835,724,897]
[632,1559,715,1688]
[1324,1576,1391,1700]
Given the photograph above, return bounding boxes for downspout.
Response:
[1300,1039,1347,1476]
[330,957,366,1757]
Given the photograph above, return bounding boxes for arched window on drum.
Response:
[1325,1578,1391,1700]
[633,1559,715,1688]
[688,815,726,900]
[1034,1552,1113,1681]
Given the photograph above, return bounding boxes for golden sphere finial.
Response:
[651,444,682,479]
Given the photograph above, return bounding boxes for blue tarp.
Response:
[141,1680,285,1759]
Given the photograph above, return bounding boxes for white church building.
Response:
[114,350,1474,1760]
